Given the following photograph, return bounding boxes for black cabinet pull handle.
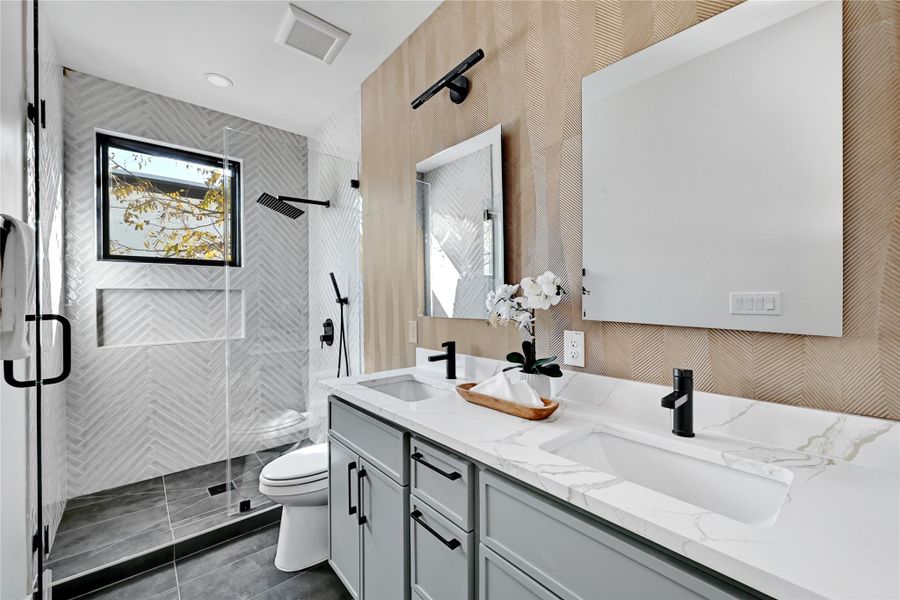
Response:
[411,509,460,550]
[347,461,357,516]
[411,452,461,481]
[3,314,71,388]
[356,467,367,525]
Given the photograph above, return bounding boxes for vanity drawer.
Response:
[410,437,475,531]
[479,543,560,600]
[329,396,408,485]
[479,471,748,600]
[410,497,475,600]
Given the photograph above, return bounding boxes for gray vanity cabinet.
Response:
[329,437,361,598]
[409,437,477,600]
[360,457,409,600]
[328,397,410,600]
[479,543,560,600]
[479,471,750,600]
[410,437,475,532]
[410,496,475,600]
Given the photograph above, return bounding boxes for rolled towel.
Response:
[0,215,35,360]
[470,371,544,408]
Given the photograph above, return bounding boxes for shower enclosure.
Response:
[19,37,362,590]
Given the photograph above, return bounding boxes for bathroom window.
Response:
[96,133,241,266]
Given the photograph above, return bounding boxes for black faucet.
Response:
[661,368,694,437]
[427,341,456,380]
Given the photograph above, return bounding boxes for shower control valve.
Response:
[320,318,334,348]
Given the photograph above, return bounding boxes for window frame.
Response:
[96,132,242,267]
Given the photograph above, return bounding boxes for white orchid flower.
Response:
[485,290,498,313]
[536,271,561,296]
[519,277,542,298]
[523,293,551,310]
[497,283,519,297]
[513,310,533,331]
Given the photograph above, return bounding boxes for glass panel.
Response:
[223,126,310,517]
[223,127,362,516]
[307,149,362,443]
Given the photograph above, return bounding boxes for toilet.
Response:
[258,443,329,572]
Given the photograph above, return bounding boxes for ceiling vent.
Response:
[276,4,350,65]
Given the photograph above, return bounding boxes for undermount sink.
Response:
[358,374,450,402]
[541,425,792,527]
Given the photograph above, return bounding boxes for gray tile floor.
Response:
[73,523,351,600]
[49,441,312,582]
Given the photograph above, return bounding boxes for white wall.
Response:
[1,1,32,596]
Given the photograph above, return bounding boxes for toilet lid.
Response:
[261,443,327,481]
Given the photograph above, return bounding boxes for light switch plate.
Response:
[563,330,585,367]
[729,292,782,316]
[407,320,418,344]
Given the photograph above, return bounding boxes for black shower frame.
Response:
[95,132,243,267]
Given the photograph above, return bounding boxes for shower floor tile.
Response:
[74,524,349,600]
[49,441,311,586]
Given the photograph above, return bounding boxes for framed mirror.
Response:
[581,0,842,337]
[417,125,503,319]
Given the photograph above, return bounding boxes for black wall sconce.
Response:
[411,49,484,109]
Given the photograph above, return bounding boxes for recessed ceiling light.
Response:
[205,73,233,88]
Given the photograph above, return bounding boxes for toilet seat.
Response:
[260,443,327,487]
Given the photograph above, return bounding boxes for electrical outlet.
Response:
[408,320,418,344]
[563,330,585,367]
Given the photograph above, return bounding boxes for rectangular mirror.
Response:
[581,0,843,337]
[417,125,503,319]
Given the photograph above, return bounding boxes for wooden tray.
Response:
[456,382,559,420]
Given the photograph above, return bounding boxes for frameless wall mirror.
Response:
[417,124,503,319]
[582,0,843,337]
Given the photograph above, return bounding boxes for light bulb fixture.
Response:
[411,49,484,109]
[205,73,233,88]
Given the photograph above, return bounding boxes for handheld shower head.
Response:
[330,272,348,305]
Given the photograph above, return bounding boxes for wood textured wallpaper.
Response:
[361,1,900,420]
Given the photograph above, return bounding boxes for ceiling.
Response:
[46,1,440,135]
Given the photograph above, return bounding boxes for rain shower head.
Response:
[257,192,305,219]
[257,193,333,219]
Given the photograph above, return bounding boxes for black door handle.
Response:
[347,461,357,515]
[411,509,460,550]
[3,314,71,388]
[411,452,461,481]
[356,467,367,525]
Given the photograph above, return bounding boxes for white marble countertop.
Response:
[321,350,899,600]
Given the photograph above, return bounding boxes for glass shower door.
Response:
[43,91,235,582]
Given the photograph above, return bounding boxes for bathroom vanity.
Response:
[323,352,899,600]
[328,394,755,600]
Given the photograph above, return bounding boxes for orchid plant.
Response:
[485,271,566,378]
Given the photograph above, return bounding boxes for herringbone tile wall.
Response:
[64,71,310,496]
[307,91,363,444]
[361,0,900,420]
